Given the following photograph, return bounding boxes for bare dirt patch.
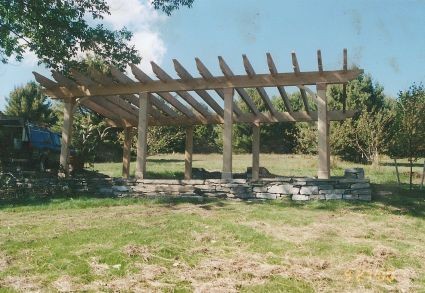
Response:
[0,275,42,292]
[123,244,153,261]
[52,275,78,292]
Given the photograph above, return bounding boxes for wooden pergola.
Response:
[34,49,362,180]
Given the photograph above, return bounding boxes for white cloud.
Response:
[104,0,167,75]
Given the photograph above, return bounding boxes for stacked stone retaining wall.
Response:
[1,175,371,201]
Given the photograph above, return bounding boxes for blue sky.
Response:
[1,0,424,110]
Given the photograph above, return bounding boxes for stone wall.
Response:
[1,173,371,201]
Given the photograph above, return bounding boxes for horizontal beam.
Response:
[42,69,363,99]
[121,110,357,127]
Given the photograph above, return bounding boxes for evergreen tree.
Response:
[4,82,57,125]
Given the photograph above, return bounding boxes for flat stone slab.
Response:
[292,194,309,201]
[351,183,370,189]
[267,184,294,194]
[300,186,319,195]
[325,193,343,200]
[256,193,277,200]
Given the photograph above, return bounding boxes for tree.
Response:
[0,0,193,70]
[4,81,58,125]
[389,83,425,189]
[329,74,391,163]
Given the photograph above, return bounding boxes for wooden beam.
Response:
[107,66,179,117]
[136,93,149,179]
[42,69,363,99]
[252,123,260,181]
[317,50,323,72]
[195,57,243,116]
[317,83,330,179]
[59,99,75,177]
[242,54,278,116]
[50,71,126,123]
[129,64,196,119]
[122,127,132,178]
[342,48,348,113]
[291,52,310,112]
[266,53,293,112]
[150,61,211,118]
[218,56,260,115]
[184,125,194,180]
[132,110,357,127]
[69,70,142,121]
[173,59,224,119]
[222,88,234,180]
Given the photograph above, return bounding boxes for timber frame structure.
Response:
[34,49,363,180]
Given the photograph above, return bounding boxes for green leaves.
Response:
[0,0,194,70]
[4,81,58,125]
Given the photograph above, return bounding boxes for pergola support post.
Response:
[317,83,330,179]
[184,125,194,180]
[252,123,260,180]
[59,98,75,177]
[222,88,234,180]
[122,127,132,178]
[136,93,149,179]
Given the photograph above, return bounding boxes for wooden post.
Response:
[222,88,234,180]
[136,93,149,179]
[59,99,75,177]
[317,83,330,179]
[185,125,194,180]
[394,158,401,186]
[252,123,260,180]
[122,127,132,178]
[420,160,425,189]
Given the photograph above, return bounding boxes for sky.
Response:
[1,0,424,110]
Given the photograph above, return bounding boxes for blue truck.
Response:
[0,116,77,171]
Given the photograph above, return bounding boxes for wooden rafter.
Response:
[218,56,260,115]
[69,69,143,121]
[129,64,196,118]
[106,67,178,117]
[266,53,293,112]
[342,48,348,113]
[150,61,211,118]
[173,59,224,119]
[291,52,310,112]
[242,54,278,116]
[195,57,243,116]
[38,71,128,124]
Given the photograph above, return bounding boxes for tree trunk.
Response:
[409,159,413,190]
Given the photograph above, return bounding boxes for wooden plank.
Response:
[243,54,278,116]
[266,53,293,112]
[218,56,260,115]
[173,59,224,120]
[184,125,194,180]
[42,69,363,99]
[342,48,348,113]
[59,99,75,177]
[50,71,126,123]
[195,57,243,116]
[130,64,197,118]
[150,61,211,118]
[317,50,323,72]
[291,52,310,112]
[252,123,260,180]
[122,127,132,178]
[135,93,149,178]
[107,66,178,117]
[127,110,357,127]
[222,88,234,180]
[69,70,142,121]
[317,83,330,179]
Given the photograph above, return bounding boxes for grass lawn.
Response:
[0,154,424,292]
